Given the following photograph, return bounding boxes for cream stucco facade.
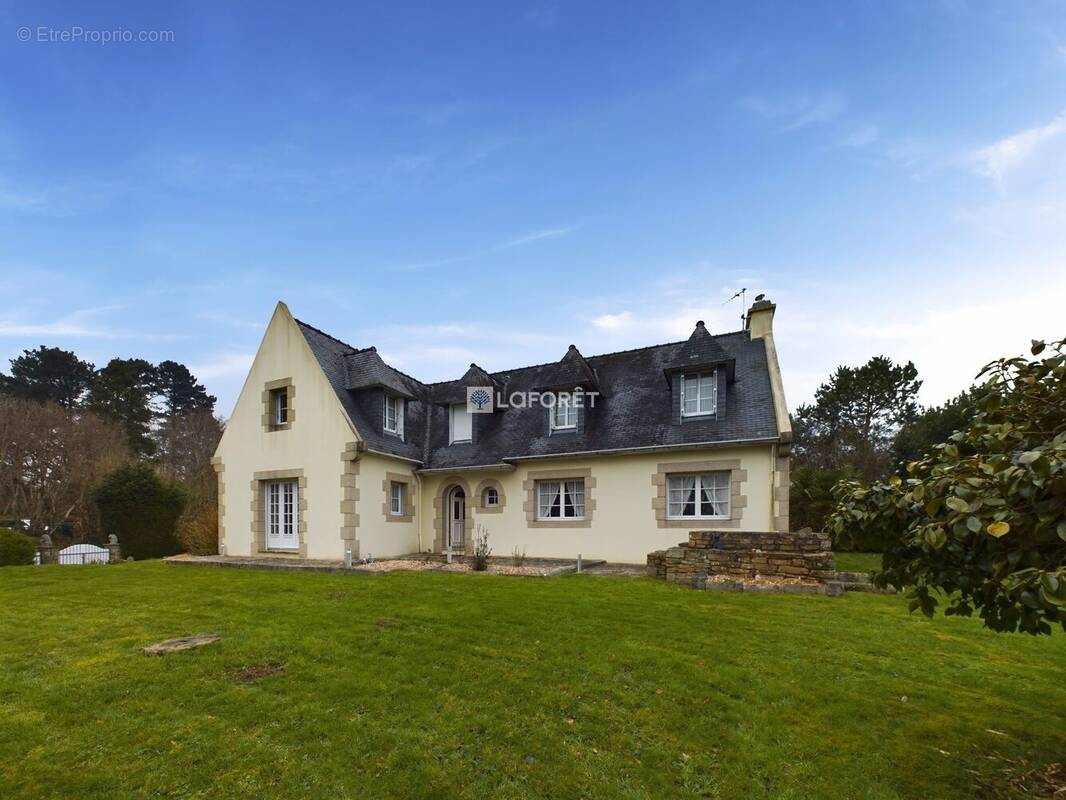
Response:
[213,301,792,565]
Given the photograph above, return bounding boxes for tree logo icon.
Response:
[467,386,494,413]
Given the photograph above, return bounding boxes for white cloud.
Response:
[838,124,880,149]
[970,110,1066,185]
[591,311,634,331]
[497,225,575,249]
[775,274,1066,409]
[744,92,846,132]
[388,224,576,272]
[0,306,126,339]
[189,352,255,380]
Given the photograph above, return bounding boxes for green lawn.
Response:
[833,551,883,573]
[1,563,1063,799]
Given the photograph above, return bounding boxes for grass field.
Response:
[832,551,882,573]
[1,562,1063,799]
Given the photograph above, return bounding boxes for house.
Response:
[212,296,791,564]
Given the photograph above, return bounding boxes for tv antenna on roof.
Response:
[724,287,747,325]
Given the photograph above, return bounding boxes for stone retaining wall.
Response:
[647,530,834,586]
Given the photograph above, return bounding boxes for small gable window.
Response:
[681,371,716,417]
[450,403,471,443]
[483,486,499,507]
[550,394,578,431]
[272,388,289,425]
[384,394,404,437]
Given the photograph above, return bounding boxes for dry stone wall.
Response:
[647,530,834,586]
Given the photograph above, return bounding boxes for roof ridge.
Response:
[299,314,746,387]
[296,317,428,389]
[487,328,748,380]
[294,318,366,354]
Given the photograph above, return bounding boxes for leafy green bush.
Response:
[790,466,855,535]
[472,524,491,571]
[828,339,1066,635]
[0,527,35,566]
[93,463,187,560]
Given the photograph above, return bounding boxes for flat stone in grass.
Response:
[143,635,221,656]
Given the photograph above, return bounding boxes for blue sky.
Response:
[2,1,1065,416]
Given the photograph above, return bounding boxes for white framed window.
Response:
[536,479,585,520]
[273,388,289,425]
[681,371,716,417]
[483,486,499,507]
[265,480,298,546]
[550,394,578,430]
[390,481,405,515]
[384,394,404,436]
[450,403,471,443]
[666,472,730,519]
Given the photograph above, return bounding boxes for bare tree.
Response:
[0,397,129,539]
[157,410,224,555]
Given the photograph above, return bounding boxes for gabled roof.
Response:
[664,320,736,381]
[431,363,503,405]
[533,345,598,391]
[345,348,418,399]
[296,316,778,469]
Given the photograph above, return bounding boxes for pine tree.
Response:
[155,360,216,417]
[87,358,159,457]
[0,346,95,408]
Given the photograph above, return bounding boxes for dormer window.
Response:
[384,394,404,437]
[681,371,716,417]
[550,393,578,431]
[449,403,471,443]
[273,388,289,425]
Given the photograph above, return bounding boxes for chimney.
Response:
[745,294,776,339]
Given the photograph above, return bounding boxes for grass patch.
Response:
[834,551,883,573]
[1,561,1063,799]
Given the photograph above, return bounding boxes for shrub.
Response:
[93,463,186,560]
[177,500,218,555]
[472,524,491,571]
[790,466,854,535]
[0,527,35,566]
[828,338,1066,635]
[511,545,527,567]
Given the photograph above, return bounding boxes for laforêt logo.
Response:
[466,386,600,413]
[467,387,494,413]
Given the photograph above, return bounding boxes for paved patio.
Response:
[164,553,610,577]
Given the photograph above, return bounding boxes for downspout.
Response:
[414,472,424,553]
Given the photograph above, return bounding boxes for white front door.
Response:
[265,480,299,550]
[449,487,465,549]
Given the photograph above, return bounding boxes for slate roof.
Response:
[296,318,780,469]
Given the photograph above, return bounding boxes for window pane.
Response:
[275,390,288,424]
[538,481,560,518]
[283,482,294,535]
[451,404,471,441]
[553,396,576,428]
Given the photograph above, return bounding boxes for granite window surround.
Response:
[382,471,416,522]
[651,459,746,529]
[474,477,506,514]
[522,467,596,529]
[261,378,295,432]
